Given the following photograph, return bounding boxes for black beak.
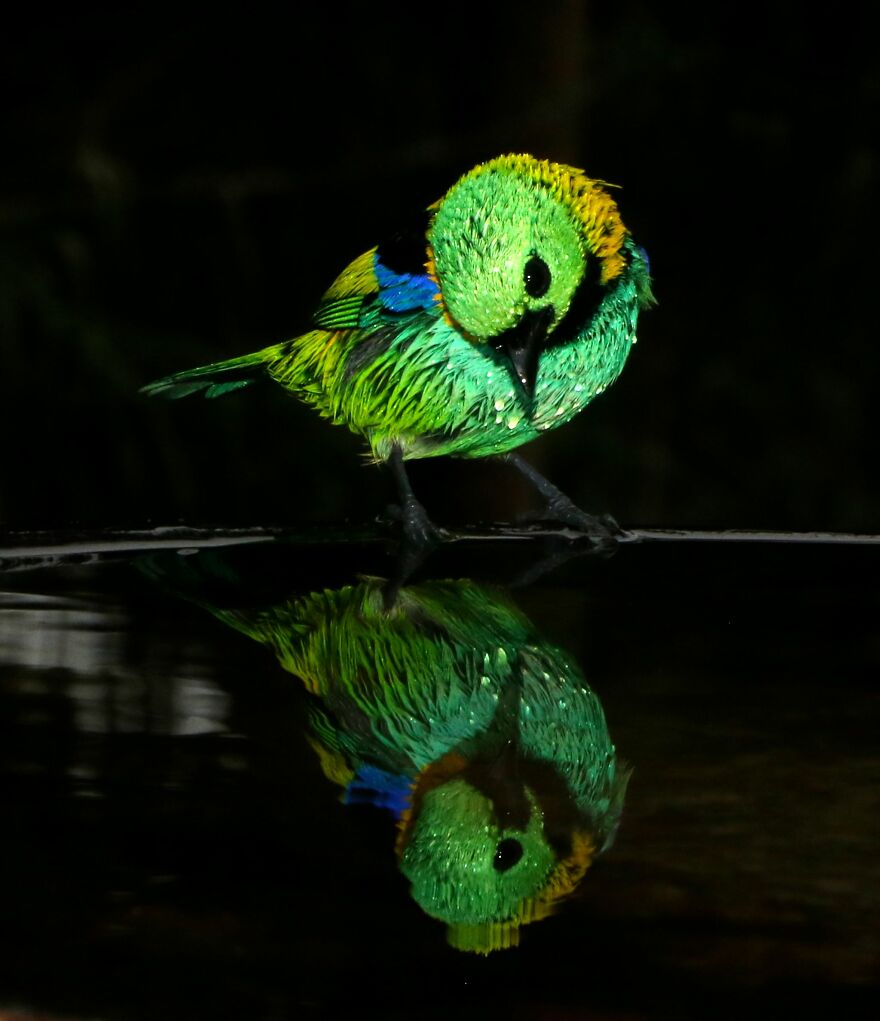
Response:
[493,306,555,399]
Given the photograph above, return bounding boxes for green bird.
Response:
[143,555,629,954]
[142,154,653,541]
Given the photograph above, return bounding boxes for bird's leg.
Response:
[381,446,448,610]
[387,445,447,546]
[501,451,628,547]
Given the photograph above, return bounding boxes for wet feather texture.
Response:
[142,154,653,465]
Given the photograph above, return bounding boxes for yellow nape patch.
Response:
[461,154,628,285]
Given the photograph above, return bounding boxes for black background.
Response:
[1,3,876,534]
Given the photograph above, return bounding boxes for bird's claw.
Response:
[384,499,449,548]
[527,498,629,551]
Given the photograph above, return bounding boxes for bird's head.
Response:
[395,751,596,954]
[427,154,629,397]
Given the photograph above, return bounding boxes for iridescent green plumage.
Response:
[151,563,628,954]
[143,154,652,473]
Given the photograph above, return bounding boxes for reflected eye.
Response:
[493,838,524,872]
[524,256,551,298]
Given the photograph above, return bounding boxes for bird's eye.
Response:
[524,256,551,298]
[493,838,524,872]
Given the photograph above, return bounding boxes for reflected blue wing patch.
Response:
[343,763,414,818]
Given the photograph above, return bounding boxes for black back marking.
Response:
[376,207,433,276]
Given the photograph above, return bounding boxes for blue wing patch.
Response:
[374,256,440,314]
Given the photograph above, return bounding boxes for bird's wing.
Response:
[312,249,379,330]
[312,216,441,331]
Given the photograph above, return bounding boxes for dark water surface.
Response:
[0,532,877,1020]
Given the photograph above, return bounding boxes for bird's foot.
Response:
[528,496,629,552]
[500,453,629,552]
[384,498,449,548]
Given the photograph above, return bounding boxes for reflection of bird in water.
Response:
[176,572,628,954]
[142,154,653,544]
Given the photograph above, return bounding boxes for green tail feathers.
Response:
[141,351,269,400]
